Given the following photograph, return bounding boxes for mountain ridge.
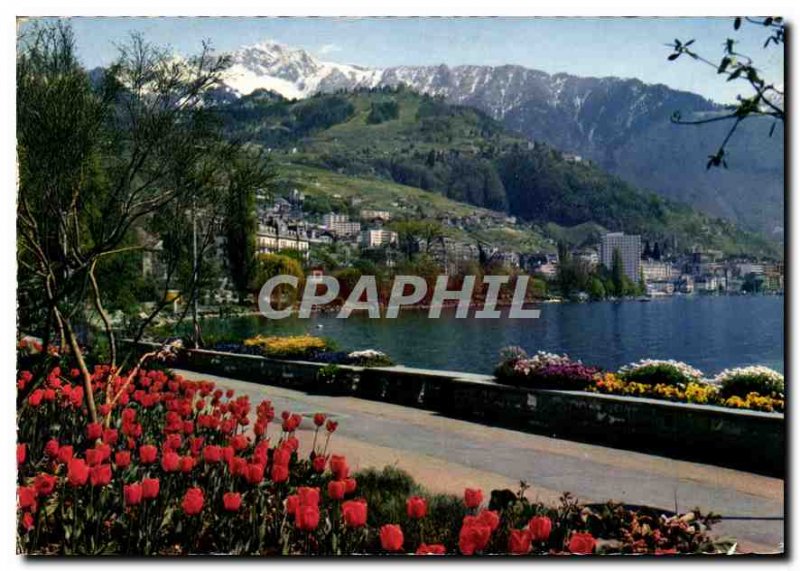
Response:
[215,40,783,239]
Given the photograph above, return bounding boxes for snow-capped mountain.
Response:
[218,40,783,238]
[223,41,381,100]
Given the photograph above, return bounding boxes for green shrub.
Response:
[617,359,703,386]
[714,366,785,398]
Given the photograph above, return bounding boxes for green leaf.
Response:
[668,53,680,61]
[734,17,742,30]
[717,57,731,74]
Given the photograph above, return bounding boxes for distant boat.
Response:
[637,296,651,302]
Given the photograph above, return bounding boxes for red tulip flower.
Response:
[67,458,89,487]
[124,483,143,506]
[406,496,427,519]
[344,478,357,495]
[464,488,483,509]
[17,486,37,511]
[179,456,195,473]
[17,443,26,465]
[90,464,112,487]
[477,509,500,532]
[297,486,320,507]
[329,455,349,480]
[509,529,532,554]
[139,445,157,464]
[379,524,404,552]
[203,445,222,464]
[86,422,103,441]
[161,451,180,473]
[44,439,59,458]
[271,464,289,483]
[182,487,204,516]
[223,492,242,512]
[342,499,368,528]
[528,515,553,542]
[114,451,131,469]
[328,480,346,500]
[57,445,74,465]
[568,532,597,554]
[295,504,320,531]
[313,413,326,427]
[34,473,57,496]
[142,478,160,500]
[312,455,327,473]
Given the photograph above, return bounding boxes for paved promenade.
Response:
[176,369,784,554]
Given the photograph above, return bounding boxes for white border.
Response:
[2,1,794,569]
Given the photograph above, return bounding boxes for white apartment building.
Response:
[360,228,398,248]
[322,213,361,236]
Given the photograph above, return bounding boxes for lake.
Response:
[193,295,784,376]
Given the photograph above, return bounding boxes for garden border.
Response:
[126,342,784,477]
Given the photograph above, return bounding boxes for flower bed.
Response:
[16,362,729,555]
[496,348,784,413]
[216,336,395,367]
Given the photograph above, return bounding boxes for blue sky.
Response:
[19,17,784,104]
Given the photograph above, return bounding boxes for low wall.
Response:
[128,343,785,476]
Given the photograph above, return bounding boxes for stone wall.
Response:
[129,343,784,476]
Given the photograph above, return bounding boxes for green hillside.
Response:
[216,87,780,259]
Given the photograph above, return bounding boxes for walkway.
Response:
[176,369,784,554]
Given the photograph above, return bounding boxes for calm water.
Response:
[195,296,784,376]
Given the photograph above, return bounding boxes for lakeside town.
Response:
[148,186,784,317]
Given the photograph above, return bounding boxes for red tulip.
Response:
[509,529,532,554]
[245,462,265,484]
[312,455,327,473]
[179,456,195,473]
[223,492,242,512]
[568,532,596,554]
[17,486,37,511]
[114,451,131,469]
[344,478,357,495]
[44,439,59,458]
[139,444,158,464]
[86,422,103,440]
[406,496,427,519]
[34,473,57,496]
[416,544,446,555]
[528,515,553,542]
[329,455,349,480]
[272,446,291,467]
[313,413,326,427]
[380,524,404,552]
[271,464,289,483]
[182,487,204,516]
[17,443,26,465]
[342,499,367,528]
[297,486,320,507]
[124,483,143,506]
[477,509,500,531]
[459,516,492,555]
[325,419,338,433]
[464,488,483,509]
[161,451,180,472]
[67,458,89,486]
[57,445,74,464]
[142,478,160,500]
[28,390,44,407]
[295,504,320,531]
[90,464,112,486]
[203,445,222,463]
[328,480,346,500]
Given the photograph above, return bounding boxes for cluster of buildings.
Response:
[254,192,399,261]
